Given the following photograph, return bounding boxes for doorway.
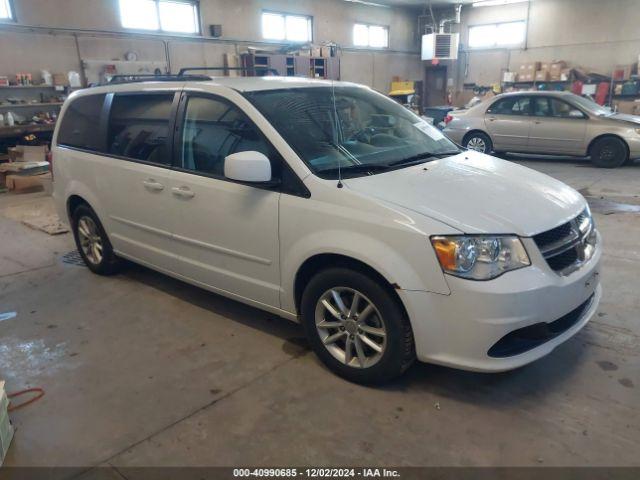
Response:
[424,66,448,107]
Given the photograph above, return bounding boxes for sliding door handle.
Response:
[143,179,164,192]
[172,186,195,199]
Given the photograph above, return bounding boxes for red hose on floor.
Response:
[7,388,45,412]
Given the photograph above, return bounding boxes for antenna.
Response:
[328,49,343,188]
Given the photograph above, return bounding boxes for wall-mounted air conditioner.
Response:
[422,33,459,61]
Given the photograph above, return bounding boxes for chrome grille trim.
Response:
[533,209,596,276]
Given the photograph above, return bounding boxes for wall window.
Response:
[0,0,13,20]
[262,12,312,42]
[118,0,200,34]
[108,94,175,164]
[468,21,526,48]
[353,24,389,48]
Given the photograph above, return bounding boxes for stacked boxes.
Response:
[0,381,13,466]
[549,61,568,81]
[513,60,571,83]
[516,62,540,82]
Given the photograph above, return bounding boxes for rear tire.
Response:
[300,268,415,384]
[590,137,628,168]
[71,204,123,275]
[463,131,493,154]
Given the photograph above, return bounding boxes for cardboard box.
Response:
[615,99,640,115]
[320,46,332,58]
[539,62,551,72]
[549,61,568,78]
[560,68,572,81]
[5,173,49,192]
[535,70,550,82]
[520,72,535,82]
[310,47,322,57]
[503,71,518,83]
[53,73,69,87]
[517,62,540,73]
[8,145,48,163]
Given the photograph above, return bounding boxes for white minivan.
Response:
[52,76,602,383]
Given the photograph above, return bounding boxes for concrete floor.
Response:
[0,157,639,472]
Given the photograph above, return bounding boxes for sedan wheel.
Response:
[464,132,493,154]
[467,137,487,152]
[590,137,628,168]
[315,287,387,369]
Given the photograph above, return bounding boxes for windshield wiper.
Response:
[317,163,392,176]
[387,150,459,167]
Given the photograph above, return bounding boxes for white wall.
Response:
[0,0,422,91]
[456,0,640,87]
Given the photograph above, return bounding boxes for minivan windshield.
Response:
[245,86,460,179]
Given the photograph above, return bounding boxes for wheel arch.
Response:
[67,194,91,220]
[293,253,409,320]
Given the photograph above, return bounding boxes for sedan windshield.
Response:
[570,94,613,117]
[244,86,460,179]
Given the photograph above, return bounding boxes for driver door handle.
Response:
[487,117,497,122]
[172,186,195,199]
[143,179,164,192]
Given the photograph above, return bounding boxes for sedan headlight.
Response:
[431,235,530,280]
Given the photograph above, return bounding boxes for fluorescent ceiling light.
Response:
[473,0,529,7]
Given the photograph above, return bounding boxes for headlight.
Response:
[431,235,530,280]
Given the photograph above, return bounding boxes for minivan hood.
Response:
[344,152,586,236]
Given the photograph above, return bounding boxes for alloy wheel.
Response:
[467,137,487,152]
[314,287,387,369]
[77,216,103,265]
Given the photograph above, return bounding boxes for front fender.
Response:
[279,185,454,314]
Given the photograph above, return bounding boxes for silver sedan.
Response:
[443,91,640,168]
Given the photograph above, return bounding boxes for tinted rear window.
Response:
[107,94,174,164]
[57,94,106,151]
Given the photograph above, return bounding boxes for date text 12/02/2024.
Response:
[233,468,401,478]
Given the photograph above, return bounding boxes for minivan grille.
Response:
[533,209,595,275]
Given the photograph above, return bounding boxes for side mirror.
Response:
[568,109,585,119]
[224,151,272,183]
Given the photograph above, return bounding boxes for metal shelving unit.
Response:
[0,102,63,109]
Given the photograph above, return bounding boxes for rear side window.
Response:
[108,94,174,164]
[57,94,106,151]
[487,97,530,116]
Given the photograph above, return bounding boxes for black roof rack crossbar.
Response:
[107,74,211,85]
[178,67,280,76]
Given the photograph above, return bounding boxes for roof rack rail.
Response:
[178,67,280,77]
[107,74,211,85]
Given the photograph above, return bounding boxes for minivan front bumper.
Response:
[399,234,602,372]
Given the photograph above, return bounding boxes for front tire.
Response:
[463,131,493,154]
[590,137,628,168]
[300,268,415,384]
[71,204,123,275]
